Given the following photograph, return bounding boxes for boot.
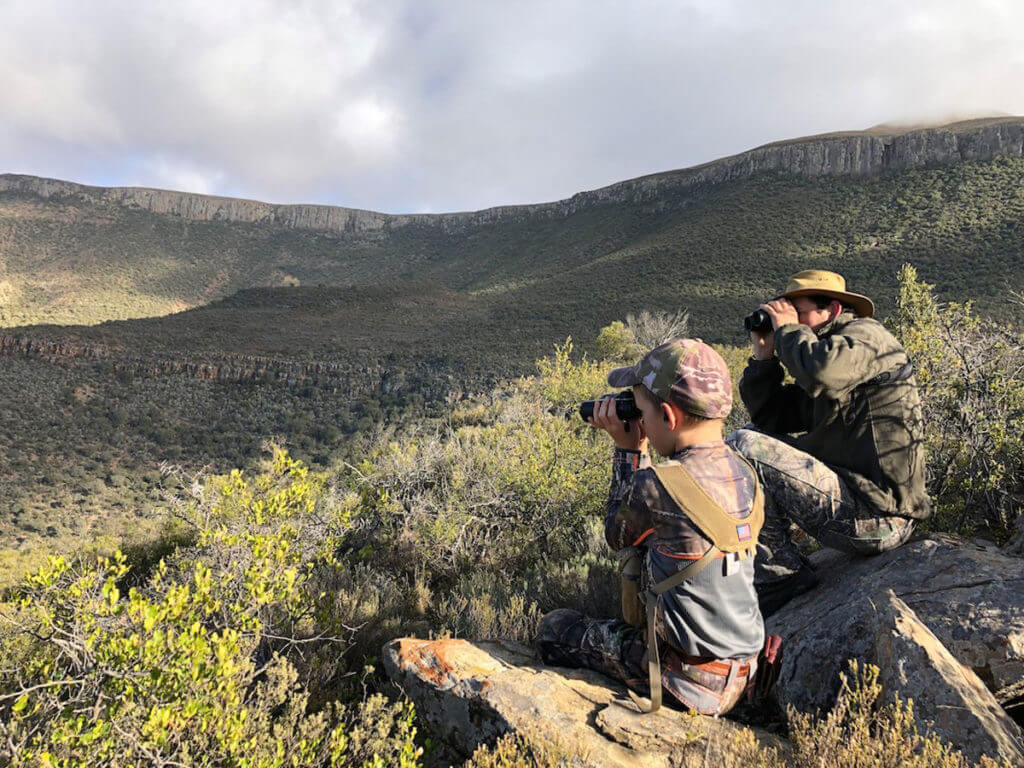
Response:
[535,609,589,667]
[756,563,819,619]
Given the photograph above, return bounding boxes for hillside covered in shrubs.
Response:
[0,267,1020,765]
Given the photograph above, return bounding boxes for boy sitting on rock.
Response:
[536,339,765,716]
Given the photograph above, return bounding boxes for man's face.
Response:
[791,297,836,330]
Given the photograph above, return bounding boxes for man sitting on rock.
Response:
[537,340,765,716]
[728,270,930,618]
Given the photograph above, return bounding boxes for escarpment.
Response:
[2,117,1022,236]
[0,333,458,399]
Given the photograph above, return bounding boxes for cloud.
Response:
[0,0,1021,213]
[332,97,403,163]
[132,157,225,196]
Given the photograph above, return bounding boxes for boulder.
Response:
[768,535,1024,763]
[872,591,1024,764]
[382,637,780,767]
[770,535,1024,706]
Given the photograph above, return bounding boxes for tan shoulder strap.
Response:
[634,544,720,714]
[651,459,763,557]
[629,458,764,715]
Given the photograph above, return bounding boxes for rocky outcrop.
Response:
[382,534,1024,765]
[0,333,420,396]
[872,591,1022,764]
[382,638,780,767]
[769,535,1024,712]
[2,118,1022,236]
[0,331,484,403]
[768,535,1024,764]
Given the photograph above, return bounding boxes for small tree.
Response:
[595,321,641,362]
[625,308,691,349]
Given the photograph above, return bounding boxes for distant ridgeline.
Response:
[4,117,1023,236]
[1,116,1023,395]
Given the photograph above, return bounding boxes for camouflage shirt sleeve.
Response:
[605,447,657,551]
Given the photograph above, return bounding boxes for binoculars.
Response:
[578,391,643,428]
[744,308,773,333]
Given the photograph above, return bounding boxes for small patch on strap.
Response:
[736,523,752,542]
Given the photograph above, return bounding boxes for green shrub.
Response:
[520,338,611,416]
[462,729,577,768]
[785,661,1007,768]
[892,264,1024,538]
[595,321,641,362]
[0,450,422,767]
[318,342,622,656]
[336,341,612,585]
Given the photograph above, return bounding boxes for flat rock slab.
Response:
[383,637,779,767]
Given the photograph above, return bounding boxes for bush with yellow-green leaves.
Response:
[0,450,421,767]
[892,264,1024,539]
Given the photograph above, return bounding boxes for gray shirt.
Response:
[606,442,765,660]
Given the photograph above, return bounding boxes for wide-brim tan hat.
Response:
[776,270,875,318]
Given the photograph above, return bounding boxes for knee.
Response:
[726,427,760,455]
[537,608,584,640]
[535,609,587,666]
[727,428,793,468]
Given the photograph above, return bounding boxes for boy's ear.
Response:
[661,402,677,428]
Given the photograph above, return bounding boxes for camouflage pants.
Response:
[726,428,916,584]
[535,609,753,716]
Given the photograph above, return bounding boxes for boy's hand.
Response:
[588,396,648,452]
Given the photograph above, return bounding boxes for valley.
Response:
[1,118,1023,584]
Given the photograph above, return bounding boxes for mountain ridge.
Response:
[2,116,1022,235]
[2,117,1022,331]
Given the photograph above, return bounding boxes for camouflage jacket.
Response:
[606,444,764,661]
[739,311,930,519]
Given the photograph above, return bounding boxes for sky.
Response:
[1,0,1023,214]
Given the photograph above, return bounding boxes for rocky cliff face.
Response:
[2,118,1021,236]
[0,333,448,397]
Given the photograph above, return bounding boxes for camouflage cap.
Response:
[607,338,732,419]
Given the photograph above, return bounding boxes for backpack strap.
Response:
[651,460,763,556]
[634,544,721,714]
[632,457,763,713]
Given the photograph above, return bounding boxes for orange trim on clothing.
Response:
[632,528,656,546]
[655,546,726,560]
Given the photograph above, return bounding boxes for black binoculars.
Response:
[578,391,643,428]
[744,308,773,333]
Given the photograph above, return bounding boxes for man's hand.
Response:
[588,396,648,452]
[750,299,799,360]
[750,329,775,360]
[761,298,799,330]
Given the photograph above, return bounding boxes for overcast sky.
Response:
[1,1,1022,214]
